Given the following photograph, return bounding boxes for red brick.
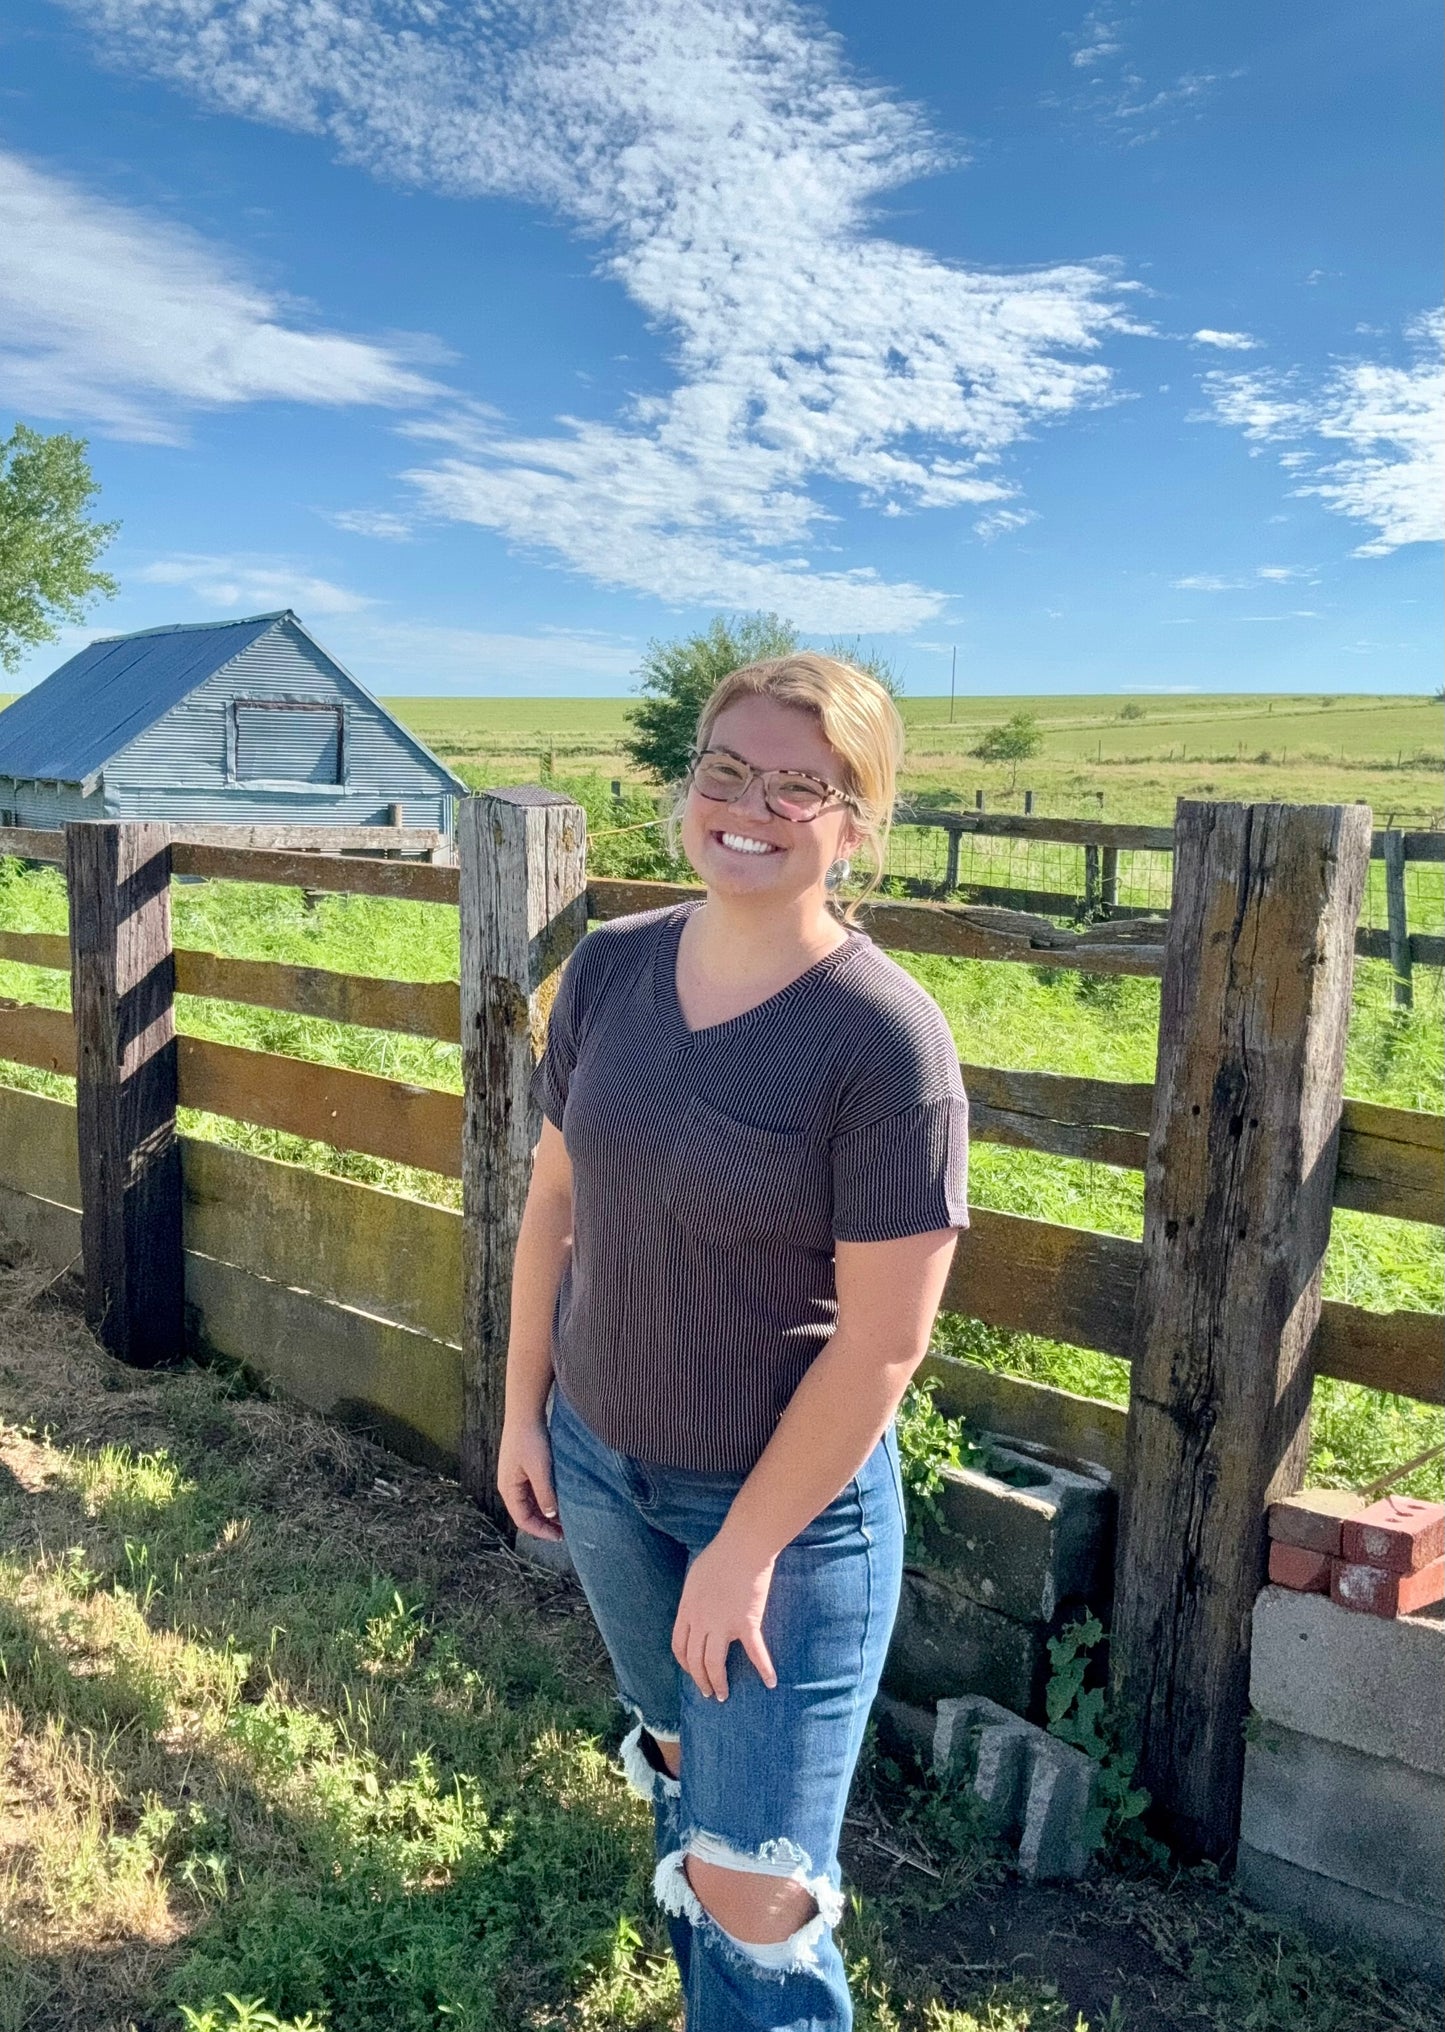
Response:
[1340,1496,1444,1575]
[1267,1489,1363,1556]
[1331,1553,1445,1618]
[1268,1542,1333,1592]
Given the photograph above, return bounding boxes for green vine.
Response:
[1044,1614,1166,1866]
[893,1379,992,1557]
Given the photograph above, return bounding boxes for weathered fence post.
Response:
[458,788,587,1526]
[1110,799,1372,1862]
[1383,829,1412,1010]
[1101,845,1119,915]
[943,826,961,894]
[1084,844,1101,914]
[66,821,184,1366]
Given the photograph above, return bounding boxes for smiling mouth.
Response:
[713,829,781,856]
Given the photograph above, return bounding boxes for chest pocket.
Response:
[670,1093,831,1248]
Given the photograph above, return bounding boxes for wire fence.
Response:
[880,823,1176,920]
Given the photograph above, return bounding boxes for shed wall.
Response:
[101,620,457,831]
[0,779,104,829]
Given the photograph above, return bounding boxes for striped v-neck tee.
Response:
[530,899,969,1472]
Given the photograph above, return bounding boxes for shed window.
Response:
[234,702,343,784]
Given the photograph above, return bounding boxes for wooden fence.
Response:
[0,797,1441,1866]
[892,804,1445,1003]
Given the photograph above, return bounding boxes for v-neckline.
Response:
[658,902,861,1041]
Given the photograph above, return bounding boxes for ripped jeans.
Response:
[547,1383,904,2032]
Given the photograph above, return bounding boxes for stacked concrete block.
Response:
[933,1693,1099,1881]
[885,1439,1114,1719]
[1240,1583,1445,1980]
[1266,1489,1445,1616]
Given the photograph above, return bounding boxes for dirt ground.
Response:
[0,1256,1438,2032]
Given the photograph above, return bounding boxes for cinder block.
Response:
[1237,1840,1444,1984]
[1240,1725,1445,1913]
[1268,1541,1332,1592]
[1017,1736,1097,1883]
[933,1693,1099,1880]
[1251,1586,1445,1777]
[884,1569,1045,1716]
[1332,1554,1444,1619]
[917,1442,1114,1623]
[1341,1496,1445,1575]
[1268,1488,1363,1556]
[934,1695,1033,1840]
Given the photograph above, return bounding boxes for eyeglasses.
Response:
[687,745,857,824]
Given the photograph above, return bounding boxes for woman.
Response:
[497,653,969,2031]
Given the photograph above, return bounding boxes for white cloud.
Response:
[1192,329,1258,351]
[973,506,1038,541]
[0,149,442,442]
[67,0,1138,626]
[1051,5,1236,144]
[1202,311,1444,554]
[1069,6,1123,68]
[1171,565,1315,590]
[332,620,641,693]
[138,554,373,614]
[325,508,417,542]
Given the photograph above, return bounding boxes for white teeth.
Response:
[719,831,774,855]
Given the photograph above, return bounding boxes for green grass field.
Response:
[386,690,1444,828]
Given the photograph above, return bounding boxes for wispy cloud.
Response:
[1050,2,1235,144]
[0,149,443,443]
[68,0,1138,627]
[325,508,417,542]
[973,507,1038,541]
[138,554,373,614]
[332,620,641,693]
[1171,565,1315,591]
[1202,310,1444,554]
[1069,6,1124,69]
[1192,329,1258,351]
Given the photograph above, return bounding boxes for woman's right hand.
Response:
[498,1415,564,1541]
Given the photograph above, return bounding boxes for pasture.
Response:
[386,690,1445,828]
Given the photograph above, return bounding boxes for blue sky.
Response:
[2,0,1440,696]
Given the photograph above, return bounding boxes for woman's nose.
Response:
[732,773,774,820]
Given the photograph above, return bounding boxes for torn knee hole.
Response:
[686,1854,817,1938]
[654,1832,843,1973]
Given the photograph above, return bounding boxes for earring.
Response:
[824,857,852,892]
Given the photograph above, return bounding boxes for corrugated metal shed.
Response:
[0,613,464,832]
[0,615,278,783]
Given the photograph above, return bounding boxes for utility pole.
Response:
[949,645,957,724]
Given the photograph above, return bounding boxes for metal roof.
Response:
[0,613,282,784]
[0,612,464,794]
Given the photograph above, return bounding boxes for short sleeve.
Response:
[831,1092,969,1242]
[828,974,969,1242]
[529,941,586,1128]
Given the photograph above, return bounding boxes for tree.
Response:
[820,636,904,701]
[623,612,799,783]
[0,425,119,674]
[973,710,1044,791]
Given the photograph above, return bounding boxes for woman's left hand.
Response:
[672,1533,780,1701]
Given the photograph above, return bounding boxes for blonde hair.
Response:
[671,652,904,924]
